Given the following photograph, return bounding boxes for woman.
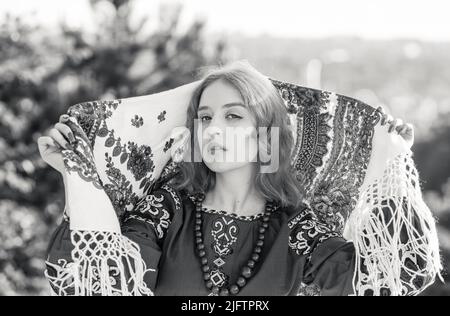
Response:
[38,61,429,296]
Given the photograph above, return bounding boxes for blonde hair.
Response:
[172,60,304,209]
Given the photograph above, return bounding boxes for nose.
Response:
[205,126,223,139]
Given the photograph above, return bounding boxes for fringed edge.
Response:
[46,231,155,296]
[346,152,443,296]
[45,259,77,296]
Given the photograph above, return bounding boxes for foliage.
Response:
[0,0,225,296]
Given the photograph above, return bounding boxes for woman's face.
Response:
[197,79,259,174]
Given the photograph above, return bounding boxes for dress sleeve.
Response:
[120,181,182,289]
[288,206,355,296]
[44,174,182,296]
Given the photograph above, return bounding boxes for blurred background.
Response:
[0,0,449,296]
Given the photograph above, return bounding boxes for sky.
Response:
[1,0,450,41]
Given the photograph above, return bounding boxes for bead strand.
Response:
[194,192,275,296]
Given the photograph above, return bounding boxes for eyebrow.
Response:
[198,102,245,112]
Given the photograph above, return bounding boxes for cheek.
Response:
[197,125,219,158]
[197,124,211,143]
[224,127,259,160]
[230,126,257,144]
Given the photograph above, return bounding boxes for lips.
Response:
[207,142,227,152]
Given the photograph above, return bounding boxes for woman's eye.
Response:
[199,114,241,122]
[226,114,242,120]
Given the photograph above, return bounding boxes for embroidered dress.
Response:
[43,75,442,296]
[46,170,355,296]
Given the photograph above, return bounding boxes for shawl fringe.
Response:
[346,152,442,296]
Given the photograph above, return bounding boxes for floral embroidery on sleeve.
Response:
[123,185,181,240]
[288,207,342,258]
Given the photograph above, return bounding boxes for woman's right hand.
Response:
[38,115,77,174]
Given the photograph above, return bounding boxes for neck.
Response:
[204,164,266,217]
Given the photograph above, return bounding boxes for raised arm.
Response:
[288,116,442,296]
[39,114,180,296]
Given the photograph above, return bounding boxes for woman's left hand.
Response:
[377,106,415,148]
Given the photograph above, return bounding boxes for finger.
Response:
[38,136,60,155]
[389,118,402,133]
[59,114,70,123]
[383,114,393,127]
[38,136,56,150]
[381,113,390,126]
[405,123,415,137]
[391,118,403,133]
[377,107,386,125]
[381,114,386,125]
[55,122,76,144]
[48,128,72,150]
[376,106,386,116]
[64,118,91,144]
[396,124,408,134]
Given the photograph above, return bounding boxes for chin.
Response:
[203,161,240,173]
[201,148,258,173]
[202,156,253,174]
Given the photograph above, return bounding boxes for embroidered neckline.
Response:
[201,205,282,222]
[187,193,280,222]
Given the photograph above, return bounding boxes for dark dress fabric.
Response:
[45,175,358,296]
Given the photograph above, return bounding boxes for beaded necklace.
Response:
[193,192,276,296]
